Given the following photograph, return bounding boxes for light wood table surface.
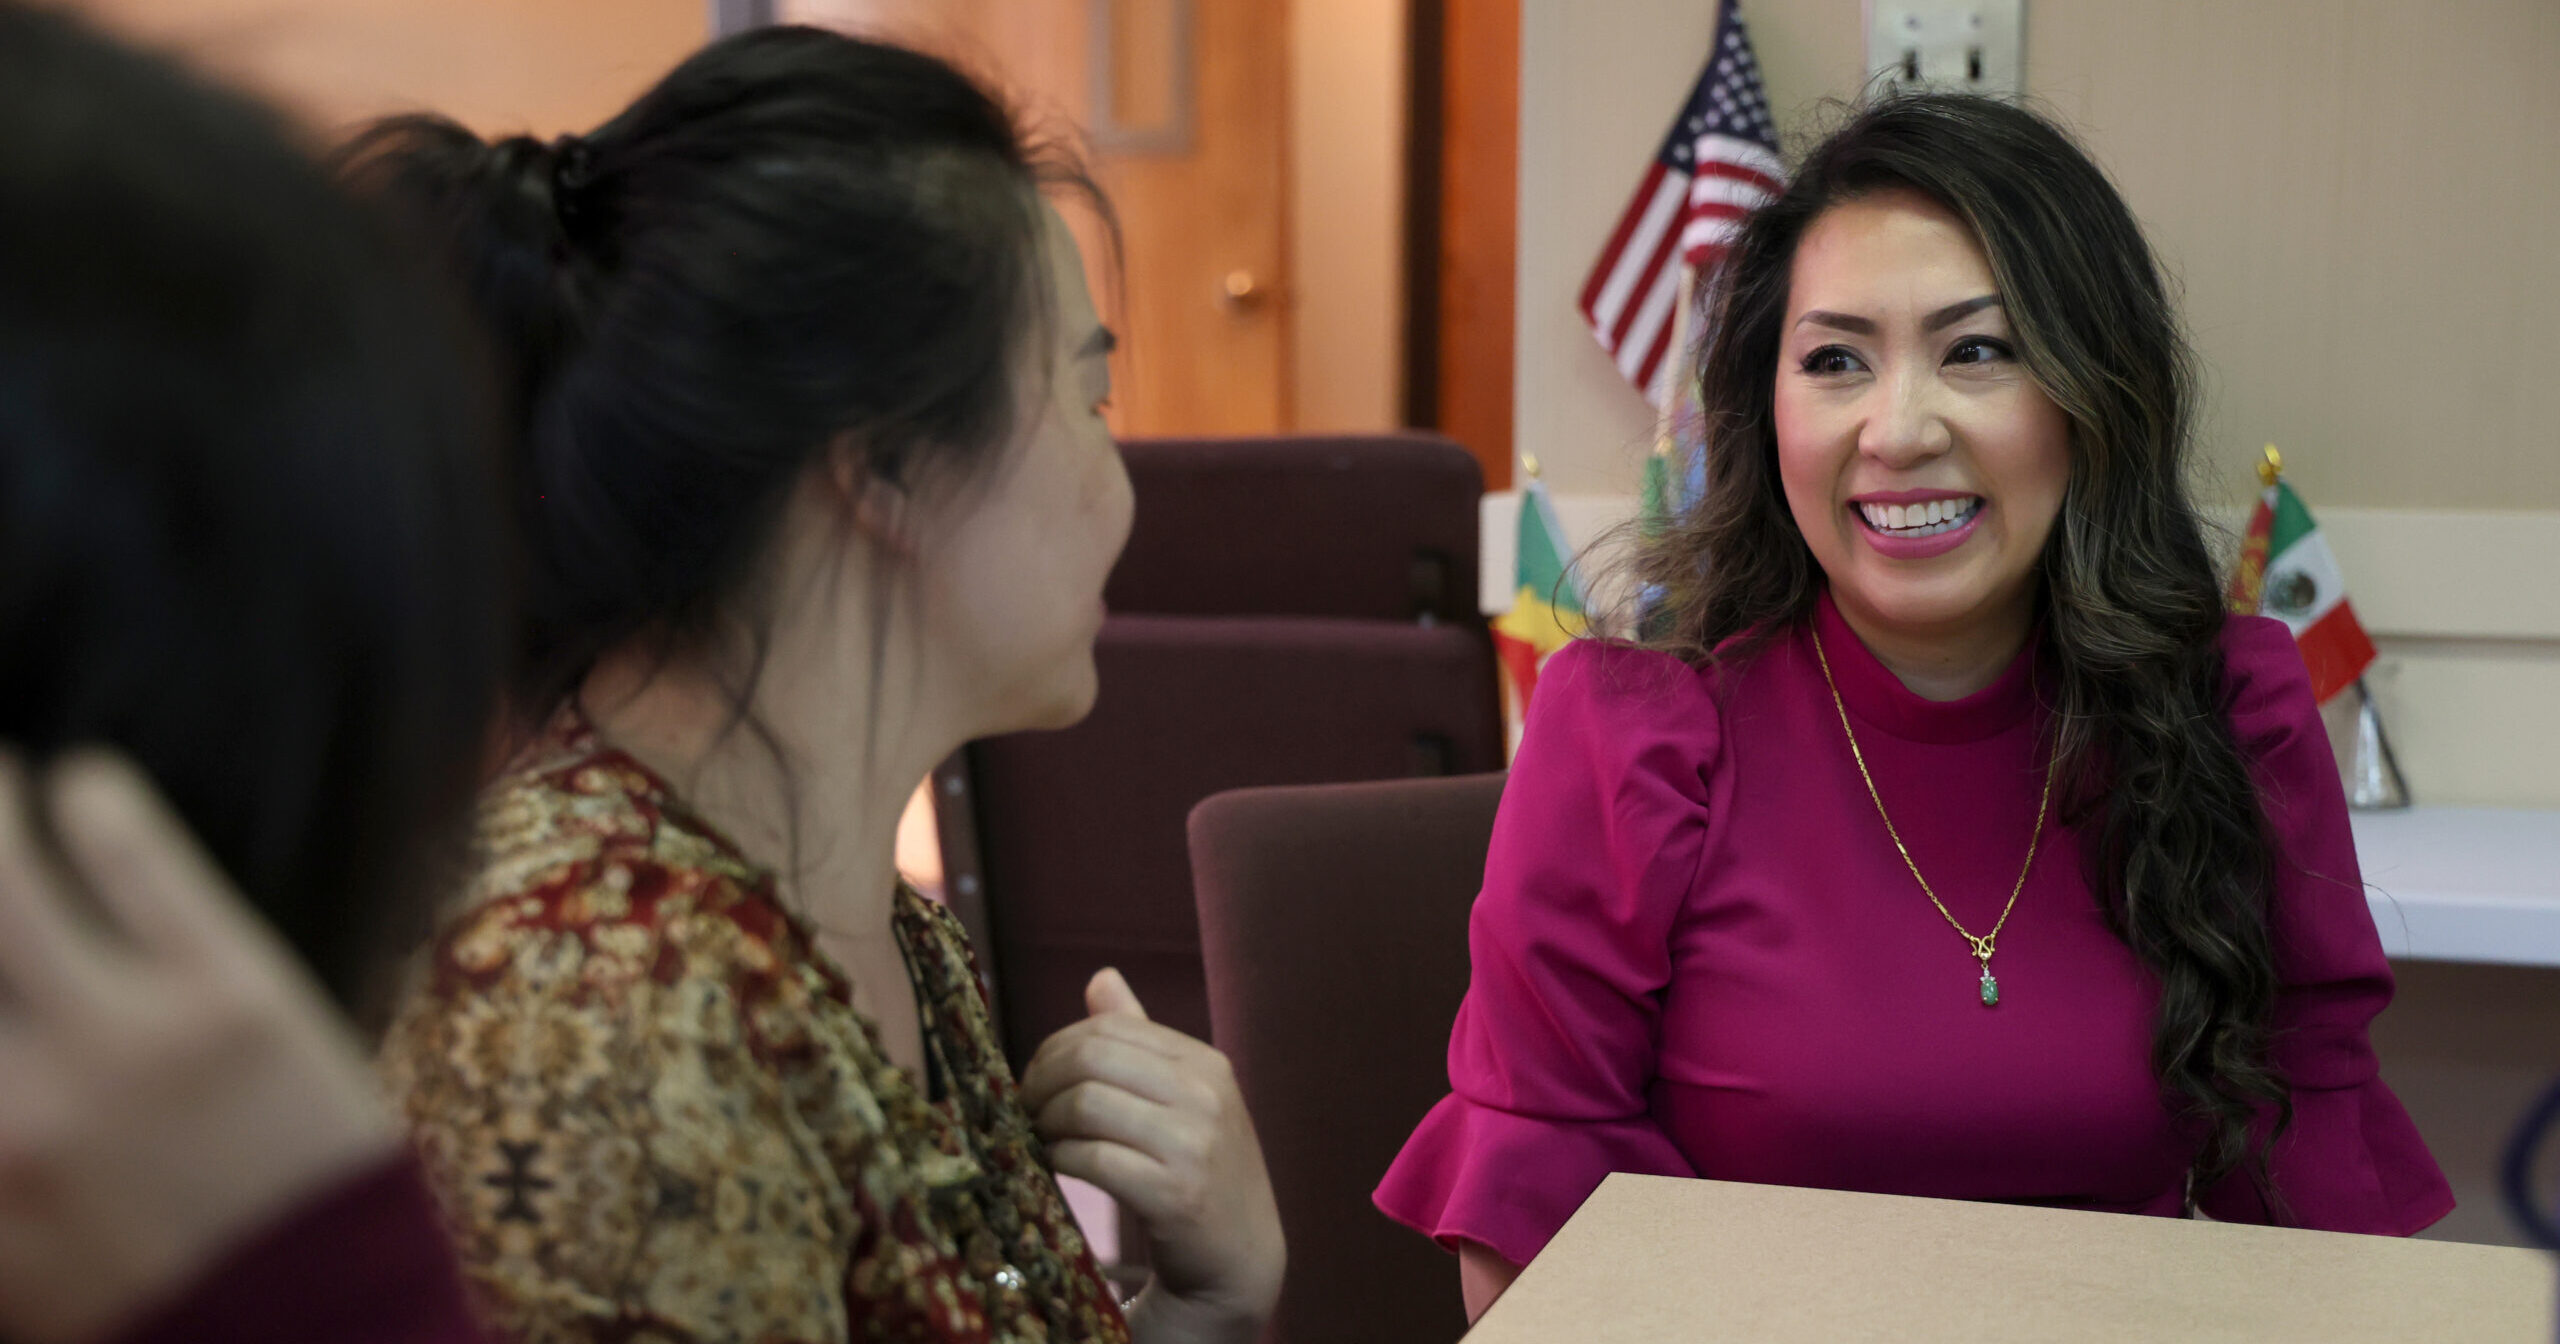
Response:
[1465,1173,2556,1342]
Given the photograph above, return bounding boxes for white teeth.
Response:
[1857,497,1982,538]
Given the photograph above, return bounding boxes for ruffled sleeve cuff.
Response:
[2197,1076,2455,1235]
[2200,616,2455,1236]
[1374,1092,1697,1267]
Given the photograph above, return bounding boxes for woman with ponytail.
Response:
[1377,93,2451,1321]
[346,27,1281,1344]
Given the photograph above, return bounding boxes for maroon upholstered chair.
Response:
[967,614,1501,1060]
[938,432,1498,1062]
[1189,773,1505,1344]
[928,432,1499,1278]
[1103,433,1484,624]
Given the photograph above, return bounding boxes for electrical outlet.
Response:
[1865,0,2025,98]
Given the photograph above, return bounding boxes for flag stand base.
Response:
[2349,678,2411,811]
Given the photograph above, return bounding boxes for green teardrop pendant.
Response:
[1980,969,2000,1007]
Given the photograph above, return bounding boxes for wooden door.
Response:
[786,0,1291,438]
[1427,0,1519,489]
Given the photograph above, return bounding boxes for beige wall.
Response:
[72,0,706,138]
[1518,0,2560,511]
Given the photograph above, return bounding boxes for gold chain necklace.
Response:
[1811,625,2054,1008]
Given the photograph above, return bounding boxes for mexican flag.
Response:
[1492,477,1588,713]
[2228,475,2377,704]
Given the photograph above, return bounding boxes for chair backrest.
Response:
[968,615,1502,1061]
[1106,433,1483,624]
[933,431,1497,1275]
[1188,772,1505,1344]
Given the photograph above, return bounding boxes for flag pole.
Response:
[1500,449,1557,757]
[1653,264,1698,459]
[1628,266,1699,643]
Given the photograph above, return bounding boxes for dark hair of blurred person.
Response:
[0,5,509,1344]
[0,3,508,1024]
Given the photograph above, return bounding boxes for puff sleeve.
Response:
[1373,639,1721,1265]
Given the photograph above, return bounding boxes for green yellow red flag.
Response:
[1492,473,1588,713]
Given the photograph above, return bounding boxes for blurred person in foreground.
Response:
[0,4,508,1340]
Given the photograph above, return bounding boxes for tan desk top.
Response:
[1464,1174,2556,1343]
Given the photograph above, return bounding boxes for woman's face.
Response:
[914,203,1134,736]
[1773,188,2071,651]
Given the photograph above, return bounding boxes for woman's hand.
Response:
[0,751,400,1344]
[1459,1239,1525,1323]
[1020,968,1284,1344]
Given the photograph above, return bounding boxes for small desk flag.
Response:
[1493,473,1589,716]
[2228,446,2378,704]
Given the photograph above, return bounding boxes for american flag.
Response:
[1578,0,1783,408]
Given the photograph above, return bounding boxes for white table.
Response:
[2353,807,2560,967]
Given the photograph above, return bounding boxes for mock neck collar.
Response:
[1806,588,2042,744]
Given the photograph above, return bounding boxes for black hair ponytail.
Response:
[340,27,1109,716]
[337,122,598,430]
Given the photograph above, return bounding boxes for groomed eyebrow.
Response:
[1078,325,1119,359]
[1795,310,1876,335]
[1922,295,2002,331]
[1794,295,2003,336]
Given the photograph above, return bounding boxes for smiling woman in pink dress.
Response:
[1376,93,2451,1320]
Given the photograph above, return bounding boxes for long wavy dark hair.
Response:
[1628,92,2289,1201]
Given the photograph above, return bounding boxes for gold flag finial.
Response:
[2257,444,2283,489]
[1520,450,1543,479]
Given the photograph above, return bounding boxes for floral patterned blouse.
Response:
[380,714,1130,1344]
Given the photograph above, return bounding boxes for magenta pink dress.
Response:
[1376,591,2451,1266]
